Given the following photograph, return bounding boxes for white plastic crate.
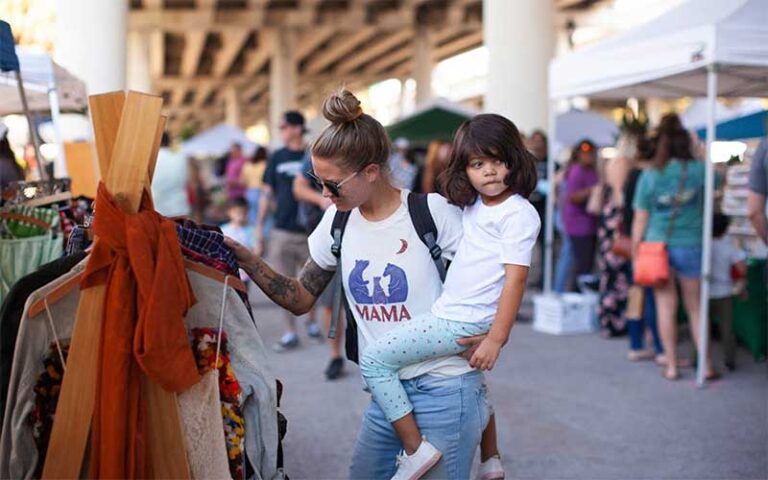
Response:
[532,293,599,335]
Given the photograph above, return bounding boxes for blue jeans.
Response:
[554,233,573,293]
[245,187,262,226]
[359,314,490,422]
[349,371,491,479]
[628,286,664,354]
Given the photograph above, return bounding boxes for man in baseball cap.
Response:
[261,110,322,351]
[281,111,307,134]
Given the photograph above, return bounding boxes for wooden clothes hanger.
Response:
[0,211,52,231]
[24,191,72,208]
[27,258,245,319]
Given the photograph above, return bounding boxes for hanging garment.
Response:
[0,252,87,424]
[175,270,280,480]
[0,206,59,239]
[64,225,89,256]
[82,183,199,478]
[0,231,63,305]
[28,341,70,479]
[0,259,86,480]
[0,260,279,480]
[192,328,246,480]
[182,272,241,480]
[64,220,253,317]
[177,370,232,480]
[0,203,64,306]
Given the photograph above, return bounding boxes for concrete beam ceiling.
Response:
[134,0,484,134]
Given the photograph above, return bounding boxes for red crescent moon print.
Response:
[396,239,408,254]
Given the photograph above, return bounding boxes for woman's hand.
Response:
[456,334,486,361]
[224,236,258,267]
[468,337,503,371]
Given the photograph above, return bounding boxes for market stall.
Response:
[546,0,768,386]
[0,22,87,179]
[181,122,259,159]
[385,98,477,146]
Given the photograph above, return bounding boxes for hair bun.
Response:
[322,89,364,124]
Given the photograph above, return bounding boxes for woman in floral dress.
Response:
[596,142,634,337]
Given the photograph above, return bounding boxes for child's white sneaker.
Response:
[391,438,442,480]
[477,454,505,480]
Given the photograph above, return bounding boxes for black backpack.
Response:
[328,192,448,364]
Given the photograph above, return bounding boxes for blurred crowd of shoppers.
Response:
[144,107,767,384]
[553,112,767,381]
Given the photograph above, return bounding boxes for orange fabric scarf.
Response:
[82,182,199,478]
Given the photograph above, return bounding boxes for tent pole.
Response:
[14,69,47,180]
[48,83,68,177]
[543,98,557,294]
[697,64,718,388]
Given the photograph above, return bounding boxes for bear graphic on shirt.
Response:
[349,259,411,322]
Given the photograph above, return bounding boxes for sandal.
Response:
[705,371,722,382]
[662,369,680,381]
[627,350,655,362]
[655,355,692,368]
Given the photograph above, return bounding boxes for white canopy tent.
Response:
[681,98,764,131]
[0,49,88,177]
[546,0,768,386]
[0,50,87,115]
[181,123,259,159]
[554,109,619,156]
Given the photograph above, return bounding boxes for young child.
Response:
[359,114,540,480]
[220,197,257,283]
[709,212,747,372]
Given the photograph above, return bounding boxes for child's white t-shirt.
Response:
[432,194,541,324]
[709,236,746,299]
[308,190,470,379]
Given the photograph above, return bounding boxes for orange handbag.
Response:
[633,161,688,287]
[633,241,670,286]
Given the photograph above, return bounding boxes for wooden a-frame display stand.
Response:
[42,91,191,479]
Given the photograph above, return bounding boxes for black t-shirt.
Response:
[263,147,306,233]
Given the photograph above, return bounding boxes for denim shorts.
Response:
[667,246,702,278]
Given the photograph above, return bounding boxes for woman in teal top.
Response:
[631,113,717,381]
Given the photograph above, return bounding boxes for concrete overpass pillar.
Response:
[54,0,128,94]
[483,0,554,134]
[127,31,152,93]
[413,28,434,107]
[225,86,242,128]
[268,28,297,146]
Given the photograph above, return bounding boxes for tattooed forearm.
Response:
[242,257,307,313]
[299,259,335,297]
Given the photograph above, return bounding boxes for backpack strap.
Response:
[330,210,351,260]
[407,192,447,282]
[328,210,351,340]
[328,195,447,364]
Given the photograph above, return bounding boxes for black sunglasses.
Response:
[306,169,360,197]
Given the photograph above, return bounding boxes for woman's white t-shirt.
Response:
[432,194,541,324]
[308,190,468,379]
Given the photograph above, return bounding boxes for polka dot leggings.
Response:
[359,313,490,423]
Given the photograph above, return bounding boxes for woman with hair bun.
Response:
[226,89,491,479]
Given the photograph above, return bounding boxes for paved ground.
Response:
[249,288,767,480]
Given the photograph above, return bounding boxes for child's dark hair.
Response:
[713,212,730,238]
[251,145,268,164]
[227,197,248,210]
[442,113,538,206]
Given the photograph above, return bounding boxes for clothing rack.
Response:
[2,178,72,207]
[42,91,189,479]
